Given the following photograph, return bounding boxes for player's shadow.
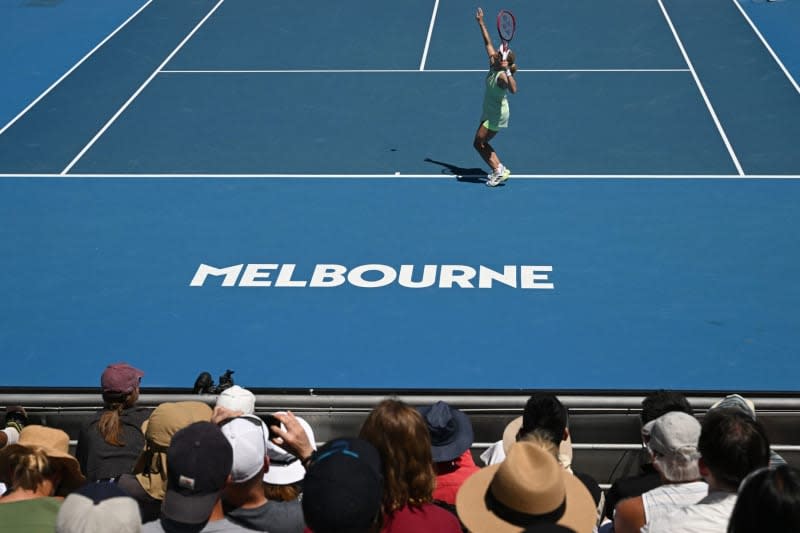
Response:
[424,158,487,184]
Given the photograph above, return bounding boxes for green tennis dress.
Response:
[481,69,509,131]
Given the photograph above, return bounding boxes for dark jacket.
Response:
[75,406,150,481]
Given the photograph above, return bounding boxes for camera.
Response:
[192,369,235,395]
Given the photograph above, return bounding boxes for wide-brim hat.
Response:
[0,425,85,494]
[502,417,573,469]
[418,401,474,463]
[134,401,213,500]
[456,442,596,533]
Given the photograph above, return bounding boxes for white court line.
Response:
[0,0,154,138]
[731,0,800,95]
[2,173,798,179]
[420,0,441,71]
[160,68,691,74]
[657,0,745,177]
[61,0,226,175]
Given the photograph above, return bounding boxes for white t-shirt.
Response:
[641,480,708,523]
[641,490,736,533]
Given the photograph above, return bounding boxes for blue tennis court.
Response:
[1,0,799,390]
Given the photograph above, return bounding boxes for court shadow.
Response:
[424,158,488,184]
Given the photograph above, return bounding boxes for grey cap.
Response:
[709,394,756,420]
[643,411,701,457]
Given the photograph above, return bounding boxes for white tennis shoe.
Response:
[486,165,510,187]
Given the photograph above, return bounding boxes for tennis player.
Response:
[474,7,517,187]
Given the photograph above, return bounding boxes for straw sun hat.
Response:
[0,425,86,494]
[456,441,596,533]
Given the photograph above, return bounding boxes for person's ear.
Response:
[563,427,570,442]
[263,455,270,474]
[698,457,710,478]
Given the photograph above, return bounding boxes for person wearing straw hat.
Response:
[484,394,602,511]
[116,400,213,523]
[0,425,86,532]
[456,440,597,532]
[481,394,574,470]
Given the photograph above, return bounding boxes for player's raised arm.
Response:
[476,8,497,59]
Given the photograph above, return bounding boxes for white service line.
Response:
[160,68,691,74]
[60,0,226,175]
[657,0,744,176]
[730,0,800,95]
[3,173,796,179]
[0,0,154,138]
[419,0,441,71]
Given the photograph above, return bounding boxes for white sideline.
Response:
[657,0,745,177]
[0,0,155,138]
[731,0,800,95]
[420,0,441,71]
[61,0,226,175]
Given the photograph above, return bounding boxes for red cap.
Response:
[101,363,144,394]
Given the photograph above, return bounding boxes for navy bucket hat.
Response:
[418,401,474,463]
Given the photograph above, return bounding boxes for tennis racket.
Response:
[496,9,516,58]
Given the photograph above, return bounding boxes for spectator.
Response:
[487,394,602,509]
[220,414,307,533]
[456,441,597,533]
[0,406,28,495]
[709,394,787,467]
[75,362,150,482]
[302,438,384,533]
[603,390,695,521]
[613,411,707,533]
[142,421,261,532]
[216,386,257,416]
[56,481,141,533]
[0,425,86,532]
[359,399,462,532]
[258,412,317,532]
[117,401,212,523]
[641,409,771,533]
[481,394,573,468]
[727,464,800,533]
[418,401,479,506]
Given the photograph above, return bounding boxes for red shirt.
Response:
[432,450,481,505]
[382,503,462,533]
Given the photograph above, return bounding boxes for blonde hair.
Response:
[520,429,559,459]
[5,445,57,491]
